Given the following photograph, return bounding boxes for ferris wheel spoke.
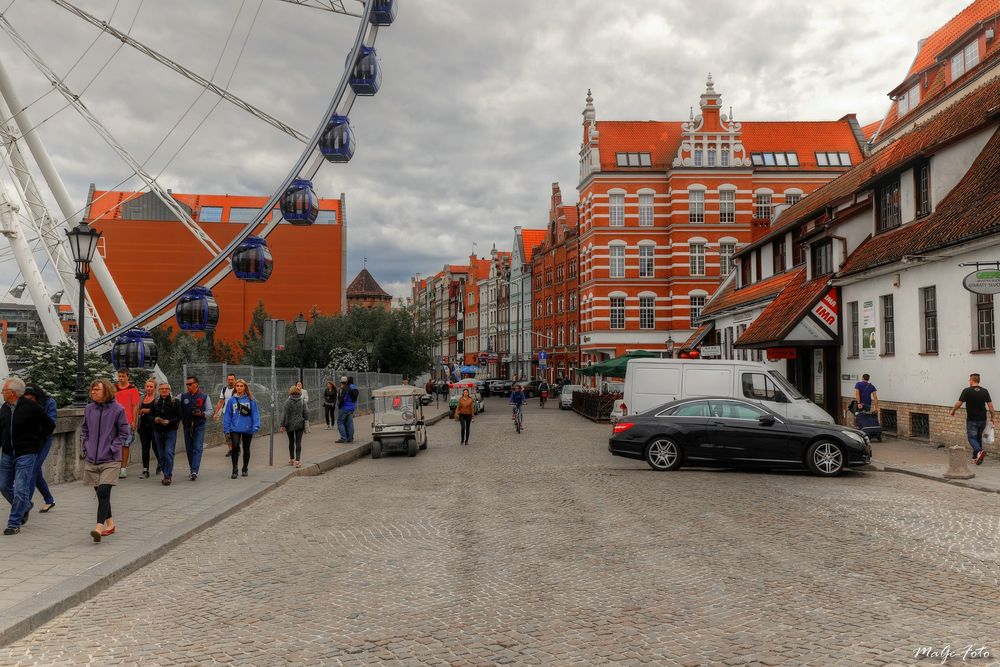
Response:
[274,0,365,18]
[0,13,223,256]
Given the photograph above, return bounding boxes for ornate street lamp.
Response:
[665,336,675,359]
[65,222,101,406]
[293,312,308,383]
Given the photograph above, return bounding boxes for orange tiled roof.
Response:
[561,204,579,227]
[346,268,390,298]
[744,74,1000,255]
[521,229,547,263]
[700,269,802,319]
[905,0,999,80]
[735,272,830,347]
[860,119,882,141]
[447,265,469,274]
[682,323,713,349]
[840,125,1000,276]
[596,119,862,171]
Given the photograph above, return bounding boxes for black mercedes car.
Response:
[608,397,871,477]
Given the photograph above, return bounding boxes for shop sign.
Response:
[700,345,722,358]
[811,288,838,331]
[766,347,797,360]
[860,299,877,361]
[963,269,1000,295]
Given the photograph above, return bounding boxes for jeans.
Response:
[458,414,471,443]
[287,428,304,460]
[230,432,252,472]
[29,437,55,506]
[183,420,206,474]
[154,430,177,477]
[0,452,37,528]
[967,420,987,457]
[337,409,355,442]
[324,405,336,427]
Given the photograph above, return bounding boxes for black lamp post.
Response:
[65,222,102,406]
[293,312,307,383]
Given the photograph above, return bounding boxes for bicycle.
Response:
[512,404,523,433]
[539,390,548,409]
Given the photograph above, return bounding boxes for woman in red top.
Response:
[114,369,141,479]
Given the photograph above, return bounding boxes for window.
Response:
[546,298,553,315]
[815,152,852,167]
[609,245,625,277]
[314,210,337,224]
[468,292,474,306]
[557,295,564,313]
[881,295,895,355]
[535,275,542,290]
[694,149,703,167]
[707,149,716,167]
[557,326,564,346]
[690,295,705,322]
[792,227,806,266]
[848,301,859,357]
[689,243,706,276]
[772,238,786,274]
[811,240,833,276]
[720,243,735,276]
[741,373,781,400]
[230,207,263,223]
[569,292,577,311]
[750,152,799,167]
[640,296,655,329]
[877,179,901,232]
[916,160,931,217]
[952,40,980,79]
[615,152,651,167]
[711,400,766,421]
[754,193,772,220]
[536,302,542,318]
[610,297,625,329]
[921,286,937,353]
[545,270,552,286]
[689,190,705,223]
[609,193,625,226]
[556,266,564,283]
[897,83,920,116]
[739,257,751,287]
[199,206,223,222]
[638,193,654,226]
[569,323,577,343]
[719,190,735,223]
[976,293,995,351]
[721,150,730,167]
[639,245,654,277]
[568,260,577,279]
[785,193,801,206]
[661,401,710,418]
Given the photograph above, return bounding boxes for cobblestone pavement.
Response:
[3,398,1000,665]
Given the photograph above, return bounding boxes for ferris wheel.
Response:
[0,0,396,374]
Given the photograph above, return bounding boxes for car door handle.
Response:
[710,421,727,427]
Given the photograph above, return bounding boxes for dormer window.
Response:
[816,152,852,167]
[750,152,799,167]
[877,178,901,232]
[951,39,980,80]
[897,83,920,117]
[694,149,703,167]
[615,152,652,167]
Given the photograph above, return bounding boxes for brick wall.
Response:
[839,396,998,455]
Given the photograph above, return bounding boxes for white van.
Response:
[615,359,833,424]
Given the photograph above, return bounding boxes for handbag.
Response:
[238,401,252,417]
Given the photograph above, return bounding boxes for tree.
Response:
[325,346,370,373]
[10,340,113,407]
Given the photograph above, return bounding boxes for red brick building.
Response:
[530,183,580,382]
[346,268,392,311]
[575,77,865,368]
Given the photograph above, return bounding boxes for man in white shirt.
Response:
[215,373,237,455]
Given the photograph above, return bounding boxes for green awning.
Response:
[576,350,659,378]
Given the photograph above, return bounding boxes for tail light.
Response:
[620,403,628,416]
[613,422,635,434]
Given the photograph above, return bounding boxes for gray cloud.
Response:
[0,0,968,304]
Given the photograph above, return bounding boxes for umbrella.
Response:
[459,365,479,375]
[577,350,658,378]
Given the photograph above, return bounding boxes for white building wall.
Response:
[930,126,993,209]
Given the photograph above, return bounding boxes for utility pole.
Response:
[264,319,285,467]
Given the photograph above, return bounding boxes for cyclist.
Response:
[509,384,526,428]
[539,380,550,408]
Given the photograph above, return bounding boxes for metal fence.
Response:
[170,363,402,447]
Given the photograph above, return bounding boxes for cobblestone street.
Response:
[3,397,1000,666]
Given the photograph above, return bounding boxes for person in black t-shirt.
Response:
[950,373,996,465]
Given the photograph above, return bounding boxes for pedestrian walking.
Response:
[0,377,55,535]
[454,388,474,445]
[296,381,311,433]
[323,380,337,430]
[23,383,57,513]
[136,379,159,478]
[425,378,434,397]
[280,385,309,468]
[854,374,879,412]
[81,379,130,543]
[223,379,260,478]
[180,375,208,481]
[215,373,237,455]
[336,376,359,443]
[950,373,996,465]
[114,368,141,478]
[152,383,181,485]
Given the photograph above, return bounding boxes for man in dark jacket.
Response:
[336,376,360,443]
[179,376,209,481]
[0,377,56,535]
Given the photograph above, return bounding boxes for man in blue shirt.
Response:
[180,376,209,481]
[854,374,878,413]
[509,384,526,425]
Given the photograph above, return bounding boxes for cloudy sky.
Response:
[0,0,970,302]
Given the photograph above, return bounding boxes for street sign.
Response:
[538,351,547,360]
[700,345,722,358]
[263,319,285,351]
[479,353,488,364]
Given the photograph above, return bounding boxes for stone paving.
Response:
[2,397,1000,665]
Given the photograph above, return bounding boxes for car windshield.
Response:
[767,370,803,400]
[373,396,417,423]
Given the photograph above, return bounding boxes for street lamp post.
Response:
[365,341,375,401]
[65,222,102,406]
[665,336,675,359]
[293,312,307,383]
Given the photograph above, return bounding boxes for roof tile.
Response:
[735,272,831,347]
[700,269,802,318]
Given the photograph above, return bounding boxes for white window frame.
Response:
[639,245,654,278]
[719,242,736,276]
[610,296,626,329]
[689,190,705,224]
[638,192,654,226]
[719,189,735,223]
[689,243,706,276]
[639,296,655,329]
[609,244,625,278]
[609,192,625,226]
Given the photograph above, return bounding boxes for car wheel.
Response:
[407,439,417,457]
[806,440,845,476]
[371,441,382,459]
[645,438,682,471]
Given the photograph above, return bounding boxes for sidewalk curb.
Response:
[0,439,370,648]
[873,462,1000,495]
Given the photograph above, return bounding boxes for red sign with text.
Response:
[811,288,838,332]
[767,348,798,360]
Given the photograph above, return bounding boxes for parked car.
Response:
[522,380,543,397]
[559,384,583,410]
[475,379,491,397]
[489,379,511,396]
[434,380,449,396]
[608,397,871,476]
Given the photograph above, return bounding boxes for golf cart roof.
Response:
[372,385,425,398]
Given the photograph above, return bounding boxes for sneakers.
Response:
[119,468,127,479]
[142,469,150,479]
[161,476,172,486]
[231,471,238,479]
[241,469,248,477]
[155,465,161,474]
[976,450,986,465]
[3,526,19,536]
[189,472,198,481]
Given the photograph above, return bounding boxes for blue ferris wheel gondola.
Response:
[319,115,355,163]
[349,46,381,96]
[231,236,273,282]
[176,286,219,332]
[370,0,397,26]
[280,178,319,225]
[111,328,158,369]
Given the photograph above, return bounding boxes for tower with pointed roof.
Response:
[346,267,392,312]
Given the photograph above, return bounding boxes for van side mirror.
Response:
[758,415,776,427]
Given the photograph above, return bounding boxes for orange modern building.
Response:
[529,183,580,382]
[84,188,346,346]
[576,77,865,365]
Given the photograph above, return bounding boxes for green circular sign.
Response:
[963,269,1000,295]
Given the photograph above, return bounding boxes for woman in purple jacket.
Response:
[81,379,130,543]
